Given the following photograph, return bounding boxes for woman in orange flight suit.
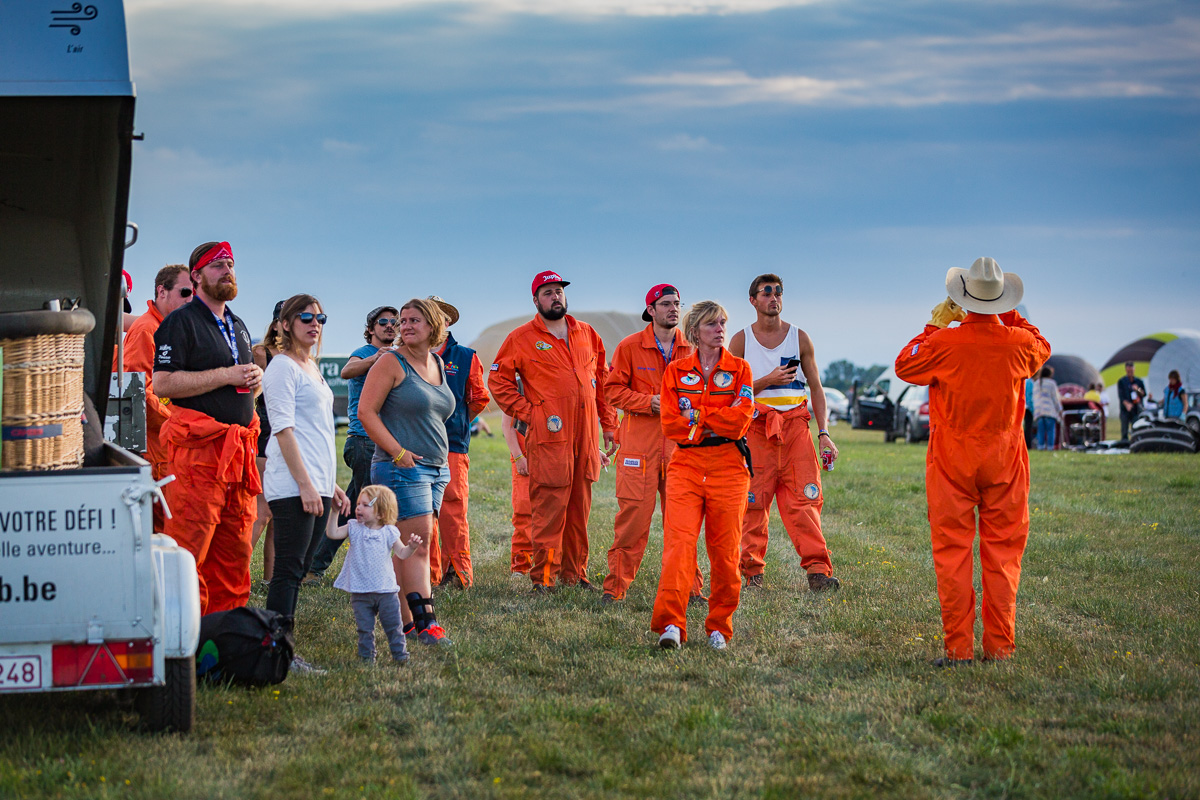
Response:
[651,301,754,650]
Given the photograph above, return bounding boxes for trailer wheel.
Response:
[136,657,195,733]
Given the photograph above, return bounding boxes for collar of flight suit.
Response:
[145,298,165,324]
[961,312,1001,325]
[639,323,687,354]
[531,311,579,340]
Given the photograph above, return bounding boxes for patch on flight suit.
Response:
[546,415,563,433]
[713,371,733,388]
[739,384,754,399]
[803,483,820,500]
[911,344,919,355]
[623,457,641,467]
[680,373,701,386]
[535,341,554,350]
[748,491,756,504]
[445,362,459,375]
[490,363,499,371]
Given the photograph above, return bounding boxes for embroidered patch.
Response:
[911,344,919,356]
[239,330,251,344]
[803,483,820,500]
[535,340,553,351]
[713,371,733,388]
[445,362,460,375]
[748,492,756,504]
[546,415,563,433]
[490,363,500,371]
[680,373,701,386]
[739,384,754,399]
[623,457,641,468]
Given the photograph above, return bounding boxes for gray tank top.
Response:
[371,352,456,467]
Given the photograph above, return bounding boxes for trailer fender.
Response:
[151,534,201,659]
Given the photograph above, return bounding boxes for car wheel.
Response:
[904,418,918,444]
[1186,415,1200,442]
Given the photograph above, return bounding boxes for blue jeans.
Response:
[309,434,375,576]
[1036,416,1057,450]
[370,460,451,520]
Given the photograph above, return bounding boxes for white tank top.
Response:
[742,324,807,412]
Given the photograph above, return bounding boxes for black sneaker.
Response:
[745,574,764,589]
[600,592,618,605]
[438,566,465,590]
[807,573,841,594]
[575,578,602,593]
[403,622,417,640]
[931,656,973,668]
[688,594,709,607]
[417,624,453,647]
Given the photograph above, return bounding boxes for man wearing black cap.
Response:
[489,271,619,592]
[305,305,399,583]
[600,284,706,605]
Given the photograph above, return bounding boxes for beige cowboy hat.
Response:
[945,257,1023,314]
[426,295,460,327]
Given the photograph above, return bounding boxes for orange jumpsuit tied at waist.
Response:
[650,349,754,643]
[895,310,1050,661]
[489,314,618,588]
[603,324,704,600]
[162,406,262,615]
[120,300,173,532]
[740,402,833,579]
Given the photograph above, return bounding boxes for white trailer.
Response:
[0,0,200,732]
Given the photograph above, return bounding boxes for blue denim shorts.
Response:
[370,460,451,521]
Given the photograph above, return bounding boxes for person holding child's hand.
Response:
[328,485,422,665]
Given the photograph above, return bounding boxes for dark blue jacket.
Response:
[441,332,476,454]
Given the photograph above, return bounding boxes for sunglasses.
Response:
[757,286,783,297]
[375,317,397,327]
[296,313,327,324]
[177,287,193,298]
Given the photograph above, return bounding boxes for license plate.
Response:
[0,655,43,690]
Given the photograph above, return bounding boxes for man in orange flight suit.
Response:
[427,296,490,589]
[729,273,840,593]
[651,300,754,649]
[895,257,1050,666]
[154,242,263,615]
[489,271,619,591]
[121,264,192,532]
[601,284,704,604]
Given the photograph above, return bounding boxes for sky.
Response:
[121,0,1200,370]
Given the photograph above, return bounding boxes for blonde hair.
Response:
[682,300,728,349]
[400,298,448,348]
[358,485,398,527]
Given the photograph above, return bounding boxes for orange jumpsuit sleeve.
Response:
[122,317,172,427]
[466,354,489,418]
[894,324,946,386]
[660,365,693,442]
[592,332,619,432]
[489,330,534,425]
[604,339,654,415]
[694,362,754,439]
[998,309,1052,374]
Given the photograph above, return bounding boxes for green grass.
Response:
[2,416,1198,799]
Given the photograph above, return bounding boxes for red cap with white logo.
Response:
[531,270,570,296]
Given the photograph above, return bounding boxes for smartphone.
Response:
[785,358,801,370]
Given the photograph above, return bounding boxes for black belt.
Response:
[679,435,754,477]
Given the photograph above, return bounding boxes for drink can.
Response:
[820,447,835,471]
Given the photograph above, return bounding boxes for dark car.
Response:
[851,375,929,443]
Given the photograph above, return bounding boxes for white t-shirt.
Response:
[262,354,336,501]
[333,521,402,594]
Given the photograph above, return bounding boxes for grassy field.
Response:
[2,416,1198,799]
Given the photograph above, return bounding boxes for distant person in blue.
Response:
[1162,370,1188,419]
[1117,361,1147,440]
[305,305,399,583]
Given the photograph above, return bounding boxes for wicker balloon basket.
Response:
[1,309,95,471]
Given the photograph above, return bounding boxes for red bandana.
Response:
[193,242,234,272]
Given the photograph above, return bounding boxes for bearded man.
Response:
[154,241,263,614]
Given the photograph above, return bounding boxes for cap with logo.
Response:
[531,270,570,297]
[642,283,679,322]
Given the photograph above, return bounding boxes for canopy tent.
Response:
[1101,330,1200,393]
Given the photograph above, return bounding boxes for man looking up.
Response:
[154,241,262,614]
[601,284,705,605]
[428,295,490,590]
[729,273,841,594]
[489,271,619,592]
[122,263,192,532]
[306,305,399,583]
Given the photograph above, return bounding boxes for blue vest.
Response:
[441,332,475,454]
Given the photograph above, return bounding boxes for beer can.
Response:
[820,447,835,472]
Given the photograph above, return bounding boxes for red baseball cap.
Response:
[642,283,679,322]
[121,269,133,313]
[531,270,570,296]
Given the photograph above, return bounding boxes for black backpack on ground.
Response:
[195,606,294,686]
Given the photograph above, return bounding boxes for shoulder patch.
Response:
[739,384,754,399]
[490,363,500,372]
[911,344,919,356]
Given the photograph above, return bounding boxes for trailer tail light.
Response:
[52,640,154,687]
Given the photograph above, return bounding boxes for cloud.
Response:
[655,133,724,152]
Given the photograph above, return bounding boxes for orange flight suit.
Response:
[650,349,754,643]
[429,353,488,588]
[509,427,534,574]
[121,300,172,532]
[489,314,618,588]
[162,406,262,615]
[602,324,704,600]
[740,404,833,579]
[895,310,1050,661]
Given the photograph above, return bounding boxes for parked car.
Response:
[894,384,930,443]
[851,371,928,443]
[824,387,849,421]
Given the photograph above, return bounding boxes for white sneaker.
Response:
[708,631,727,650]
[659,624,681,650]
[290,654,328,675]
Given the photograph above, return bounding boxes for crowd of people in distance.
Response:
[117,242,1178,671]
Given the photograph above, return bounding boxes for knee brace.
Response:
[405,592,437,632]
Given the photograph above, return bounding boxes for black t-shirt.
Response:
[154,298,256,427]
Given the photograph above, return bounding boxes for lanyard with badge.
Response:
[213,310,248,392]
[654,335,674,366]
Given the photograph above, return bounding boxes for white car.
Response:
[824,387,849,421]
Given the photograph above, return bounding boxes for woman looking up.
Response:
[359,298,456,647]
[262,294,350,674]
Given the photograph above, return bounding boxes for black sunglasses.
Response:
[177,287,193,298]
[757,286,783,297]
[375,317,397,327]
[296,312,327,324]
